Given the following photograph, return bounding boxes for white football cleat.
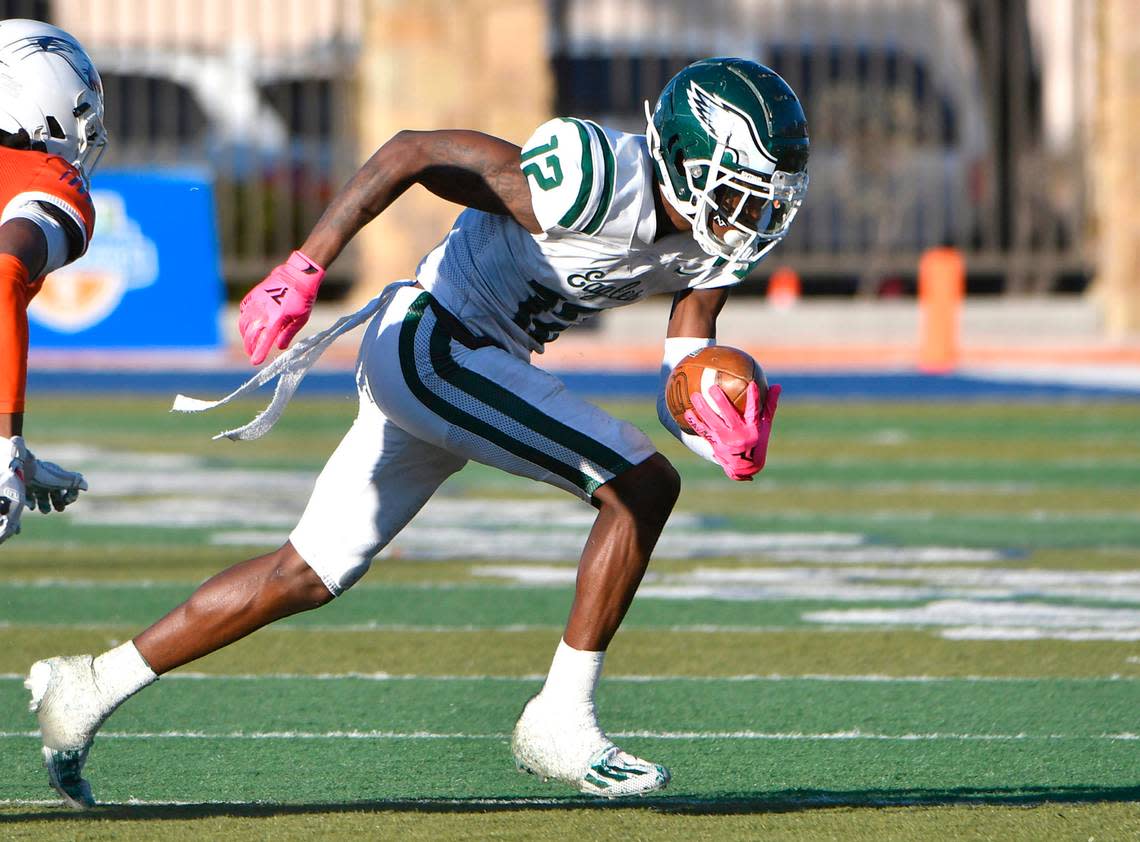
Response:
[25,656,109,810]
[511,694,670,797]
[577,745,672,797]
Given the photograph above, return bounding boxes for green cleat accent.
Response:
[578,746,670,797]
[43,745,95,810]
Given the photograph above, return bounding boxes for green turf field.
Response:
[1,395,1138,840]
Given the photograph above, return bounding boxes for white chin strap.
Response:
[721,229,749,249]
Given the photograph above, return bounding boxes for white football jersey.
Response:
[416,118,750,357]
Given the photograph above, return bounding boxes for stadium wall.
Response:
[351,0,553,304]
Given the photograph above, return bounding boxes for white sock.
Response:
[539,638,605,708]
[92,641,157,711]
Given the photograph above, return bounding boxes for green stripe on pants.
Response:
[398,293,633,496]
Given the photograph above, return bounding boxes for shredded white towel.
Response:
[172,293,386,441]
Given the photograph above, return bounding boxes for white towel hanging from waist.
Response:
[171,289,391,441]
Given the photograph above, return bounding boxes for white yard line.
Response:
[941,627,1140,642]
[0,797,590,807]
[0,729,1134,741]
[804,601,1140,641]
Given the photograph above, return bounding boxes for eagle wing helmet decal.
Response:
[687,81,777,175]
[9,36,102,95]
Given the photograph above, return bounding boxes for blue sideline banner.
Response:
[28,169,222,349]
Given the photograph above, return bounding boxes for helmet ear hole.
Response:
[45,116,66,139]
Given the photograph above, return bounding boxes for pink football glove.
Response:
[238,250,325,365]
[684,381,782,481]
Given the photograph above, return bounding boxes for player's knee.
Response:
[644,454,682,512]
[269,542,337,609]
[599,453,680,519]
[246,542,337,615]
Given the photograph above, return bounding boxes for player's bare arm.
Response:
[301,129,542,268]
[238,129,543,364]
[666,287,729,339]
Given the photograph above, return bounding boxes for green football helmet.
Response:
[646,58,809,270]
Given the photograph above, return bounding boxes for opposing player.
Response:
[0,19,105,545]
[28,58,808,806]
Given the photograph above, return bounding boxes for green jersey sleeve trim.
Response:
[582,120,616,235]
[556,118,596,229]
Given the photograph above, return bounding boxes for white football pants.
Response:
[290,283,657,594]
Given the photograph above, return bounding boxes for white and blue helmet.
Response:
[0,19,107,176]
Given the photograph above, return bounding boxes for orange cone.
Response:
[917,248,965,373]
[767,266,801,310]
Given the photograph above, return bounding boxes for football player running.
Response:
[28,58,807,806]
[0,19,104,546]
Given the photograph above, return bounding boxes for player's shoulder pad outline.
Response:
[521,116,616,236]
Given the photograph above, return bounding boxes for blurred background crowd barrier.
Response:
[6,0,1138,341]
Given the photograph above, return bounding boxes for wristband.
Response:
[658,337,716,462]
[285,250,325,294]
[661,336,715,370]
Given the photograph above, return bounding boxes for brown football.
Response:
[666,346,767,434]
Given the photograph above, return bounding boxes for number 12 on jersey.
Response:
[521,135,563,190]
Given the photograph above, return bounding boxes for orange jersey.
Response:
[0,148,97,414]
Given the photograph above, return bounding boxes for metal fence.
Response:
[550,0,1095,295]
[4,0,365,295]
[5,0,1095,296]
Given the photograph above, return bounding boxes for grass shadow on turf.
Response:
[6,785,1140,822]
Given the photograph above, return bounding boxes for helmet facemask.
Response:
[70,92,108,177]
[689,153,807,265]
